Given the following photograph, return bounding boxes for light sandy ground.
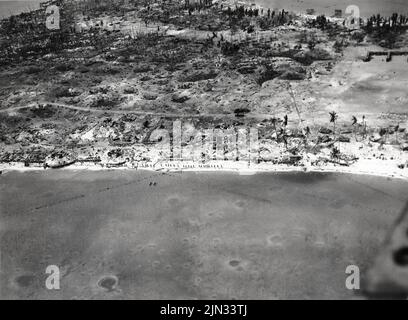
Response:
[2,154,408,181]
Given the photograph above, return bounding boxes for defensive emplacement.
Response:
[364,50,408,62]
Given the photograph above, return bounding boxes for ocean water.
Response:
[0,0,406,19]
[256,0,408,17]
[0,0,44,19]
[1,170,407,299]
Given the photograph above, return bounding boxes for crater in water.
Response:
[15,274,35,287]
[229,260,241,267]
[235,200,246,208]
[98,275,118,291]
[393,247,408,266]
[267,234,283,246]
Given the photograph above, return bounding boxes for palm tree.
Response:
[329,111,338,141]
[330,111,339,153]
[303,126,311,149]
[379,127,387,145]
[278,127,288,150]
[395,124,400,144]
[331,146,340,159]
[351,115,357,141]
[271,117,277,132]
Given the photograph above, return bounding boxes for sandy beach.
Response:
[2,152,408,181]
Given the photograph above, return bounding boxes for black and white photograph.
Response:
[0,0,408,304]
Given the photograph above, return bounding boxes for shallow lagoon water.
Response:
[0,170,407,299]
[0,0,405,19]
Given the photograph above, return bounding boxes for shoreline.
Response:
[1,159,407,181]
